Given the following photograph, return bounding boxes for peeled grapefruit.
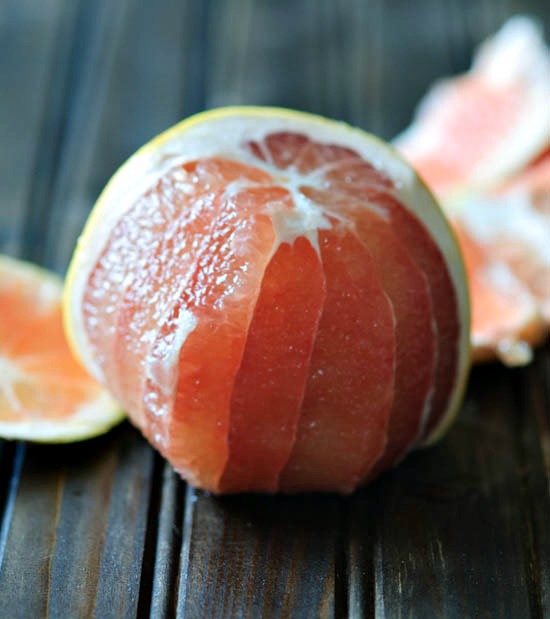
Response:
[0,255,122,442]
[64,107,470,493]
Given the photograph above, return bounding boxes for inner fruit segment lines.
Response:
[79,124,464,493]
[219,236,326,493]
[279,227,396,493]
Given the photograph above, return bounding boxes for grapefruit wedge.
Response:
[451,162,550,365]
[452,220,547,365]
[396,16,550,365]
[395,16,550,202]
[0,255,122,442]
[64,107,470,493]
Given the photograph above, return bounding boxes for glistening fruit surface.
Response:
[64,108,470,493]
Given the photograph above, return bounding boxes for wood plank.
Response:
[0,426,154,618]
[346,0,385,134]
[207,0,315,110]
[149,464,185,618]
[0,0,71,257]
[0,443,62,617]
[517,348,550,617]
[347,365,535,618]
[0,443,25,566]
[92,429,155,618]
[38,0,132,271]
[178,488,342,618]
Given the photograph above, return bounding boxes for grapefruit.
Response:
[396,16,550,365]
[64,107,470,493]
[0,255,122,442]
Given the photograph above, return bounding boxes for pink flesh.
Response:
[278,227,395,494]
[162,205,276,490]
[85,160,279,490]
[301,180,458,441]
[250,132,455,478]
[298,149,460,442]
[378,194,460,439]
[300,187,435,474]
[218,237,326,493]
[401,79,522,197]
[83,129,461,493]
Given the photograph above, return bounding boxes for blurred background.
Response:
[1,0,548,274]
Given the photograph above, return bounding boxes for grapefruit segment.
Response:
[452,213,547,365]
[293,142,361,174]
[248,132,309,168]
[279,227,395,494]
[219,237,325,493]
[151,191,277,490]
[300,186,436,469]
[380,196,462,442]
[352,207,435,471]
[449,151,550,364]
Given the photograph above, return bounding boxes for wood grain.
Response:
[0,0,71,259]
[178,489,341,619]
[0,1,549,617]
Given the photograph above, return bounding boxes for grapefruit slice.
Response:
[395,16,550,201]
[395,16,550,366]
[64,107,470,493]
[0,255,122,442]
[450,166,550,364]
[452,223,546,365]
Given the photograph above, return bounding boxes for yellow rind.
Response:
[63,106,470,446]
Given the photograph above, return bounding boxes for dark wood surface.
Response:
[1,1,549,617]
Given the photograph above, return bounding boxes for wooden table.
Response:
[1,1,549,617]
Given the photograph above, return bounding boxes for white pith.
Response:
[143,308,198,434]
[66,108,470,445]
[470,259,540,366]
[456,192,550,269]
